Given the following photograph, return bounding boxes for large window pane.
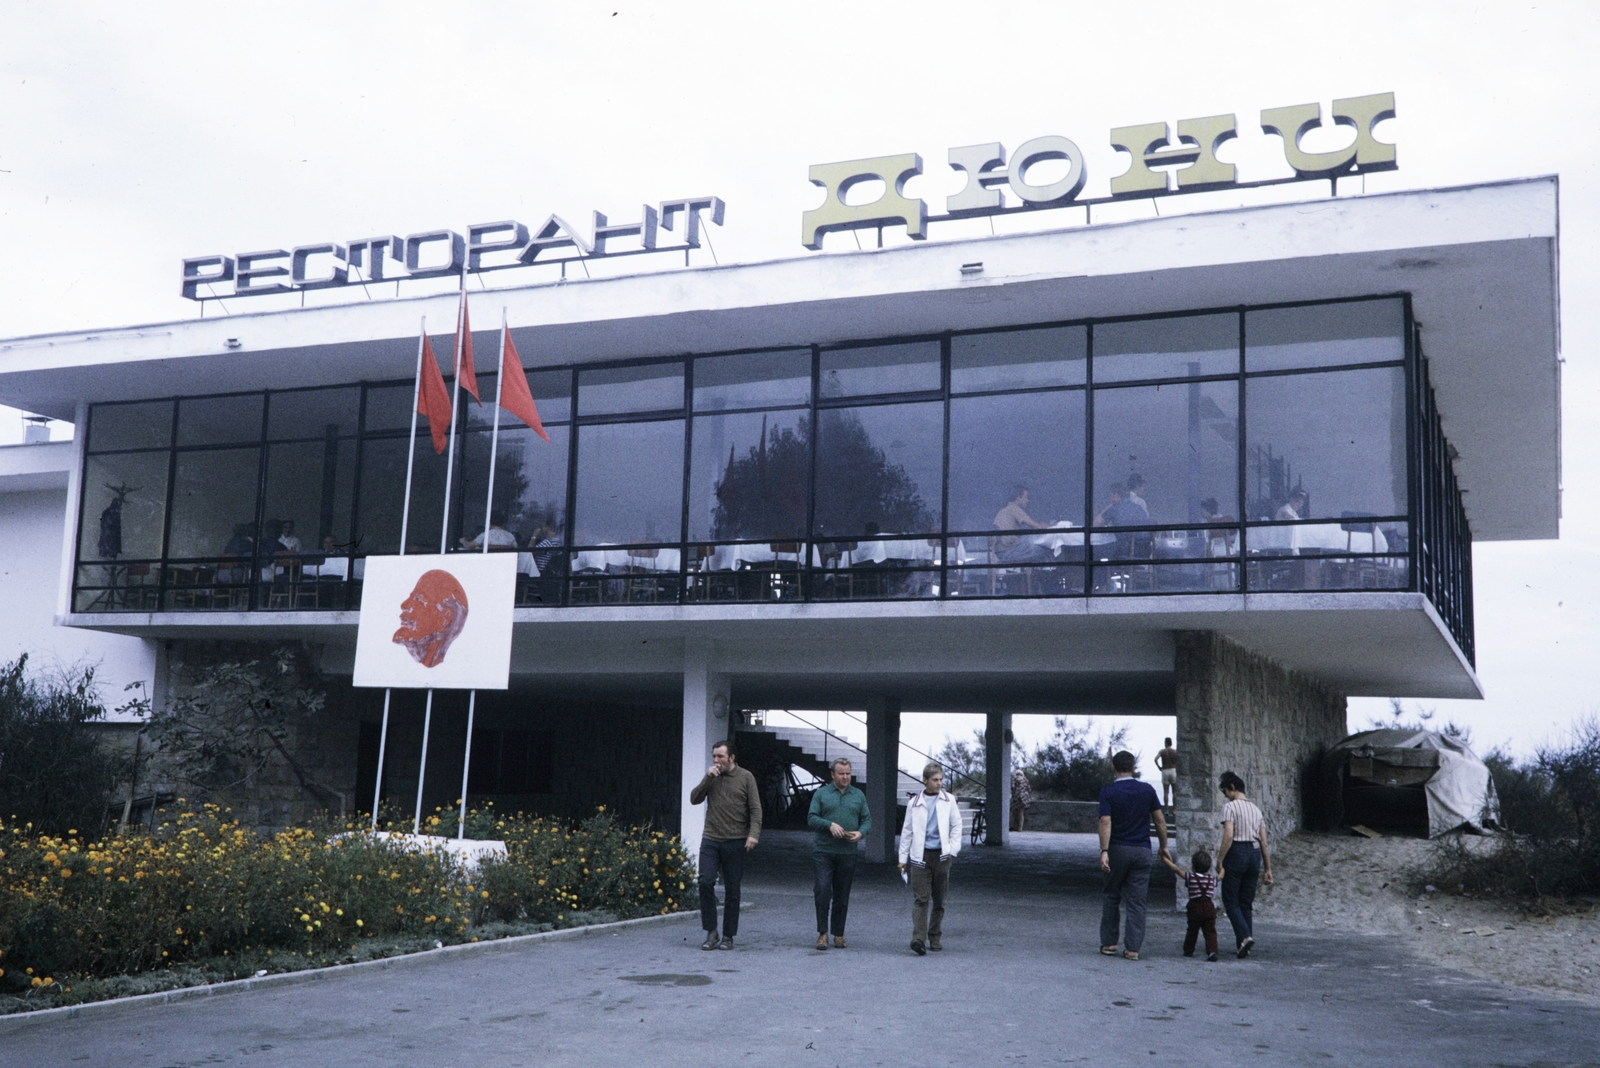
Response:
[814,402,941,537]
[694,349,812,411]
[78,452,169,560]
[268,387,360,440]
[363,383,418,434]
[87,400,172,453]
[1245,366,1406,520]
[1094,314,1238,383]
[577,363,683,416]
[1247,299,1404,371]
[688,409,809,541]
[167,447,261,558]
[949,392,1084,532]
[574,419,684,543]
[951,327,1086,392]
[1092,381,1238,525]
[354,436,449,555]
[176,394,263,446]
[262,440,355,553]
[819,341,940,398]
[458,427,570,545]
[467,370,572,428]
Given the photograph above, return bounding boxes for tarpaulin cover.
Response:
[1330,729,1502,837]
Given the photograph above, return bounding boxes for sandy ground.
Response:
[1253,830,1600,1005]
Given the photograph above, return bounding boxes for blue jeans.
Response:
[698,838,746,936]
[1099,843,1152,952]
[1221,842,1261,946]
[812,851,858,936]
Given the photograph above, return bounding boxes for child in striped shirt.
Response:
[1161,848,1219,961]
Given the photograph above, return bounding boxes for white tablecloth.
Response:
[1293,523,1388,554]
[850,538,939,565]
[573,547,682,573]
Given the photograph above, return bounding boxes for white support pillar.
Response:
[680,641,730,860]
[984,711,1013,846]
[864,696,902,864]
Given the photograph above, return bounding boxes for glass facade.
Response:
[68,296,1474,661]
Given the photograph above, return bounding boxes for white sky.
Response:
[1,2,1596,760]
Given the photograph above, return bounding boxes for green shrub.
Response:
[0,802,692,1001]
[0,655,124,837]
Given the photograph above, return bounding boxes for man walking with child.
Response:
[1098,750,1168,960]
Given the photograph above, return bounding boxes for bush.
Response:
[1422,718,1600,903]
[0,802,693,1002]
[1025,719,1128,801]
[0,655,124,837]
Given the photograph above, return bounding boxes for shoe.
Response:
[1237,936,1254,959]
[833,936,848,949]
[1183,950,1195,958]
[1100,945,1119,956]
[1206,952,1218,962]
[929,938,942,952]
[701,931,719,951]
[815,933,829,951]
[910,939,926,956]
[717,936,733,950]
[1123,950,1139,961]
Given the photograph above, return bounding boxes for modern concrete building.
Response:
[0,177,1560,858]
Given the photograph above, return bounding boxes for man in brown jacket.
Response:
[690,740,762,950]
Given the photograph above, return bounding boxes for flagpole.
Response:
[374,318,428,832]
[439,287,467,554]
[413,689,434,835]
[456,309,508,841]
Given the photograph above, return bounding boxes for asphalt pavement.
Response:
[3,830,1596,1068]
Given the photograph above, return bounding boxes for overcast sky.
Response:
[1,2,1595,761]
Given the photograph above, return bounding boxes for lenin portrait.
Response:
[392,569,470,668]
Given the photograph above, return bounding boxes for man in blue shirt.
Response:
[1098,750,1168,960]
[807,757,871,950]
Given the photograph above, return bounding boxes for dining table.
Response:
[572,546,683,574]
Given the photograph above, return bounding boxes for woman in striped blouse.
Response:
[1217,771,1273,958]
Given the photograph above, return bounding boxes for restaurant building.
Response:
[0,175,1560,860]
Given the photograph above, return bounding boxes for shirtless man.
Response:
[1155,737,1179,808]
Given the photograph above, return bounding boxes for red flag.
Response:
[417,334,453,454]
[497,324,550,443]
[455,292,479,403]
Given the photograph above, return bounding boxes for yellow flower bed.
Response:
[0,803,691,996]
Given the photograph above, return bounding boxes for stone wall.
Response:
[1171,631,1347,865]
[152,641,365,833]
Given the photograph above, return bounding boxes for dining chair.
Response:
[625,547,662,603]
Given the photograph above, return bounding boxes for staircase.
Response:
[737,723,923,797]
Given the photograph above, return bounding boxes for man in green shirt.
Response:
[689,740,762,950]
[806,757,871,950]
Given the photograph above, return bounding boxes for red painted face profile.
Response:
[392,569,470,668]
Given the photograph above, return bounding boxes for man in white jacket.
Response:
[898,763,964,956]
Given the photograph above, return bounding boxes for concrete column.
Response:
[983,711,1013,846]
[680,641,730,860]
[1171,632,1347,892]
[864,696,902,864]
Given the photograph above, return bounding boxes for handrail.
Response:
[750,708,987,794]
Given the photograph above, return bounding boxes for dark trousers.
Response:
[1221,842,1261,946]
[698,838,745,936]
[1184,897,1218,955]
[910,848,951,943]
[812,851,858,936]
[1099,843,1152,952]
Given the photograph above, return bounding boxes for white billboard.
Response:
[353,554,516,690]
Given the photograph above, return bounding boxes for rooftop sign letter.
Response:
[802,154,925,250]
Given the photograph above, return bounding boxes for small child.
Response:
[1161,848,1219,961]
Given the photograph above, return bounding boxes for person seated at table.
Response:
[1200,497,1238,555]
[460,509,519,551]
[1124,473,1150,520]
[275,519,302,554]
[992,485,1054,564]
[529,523,563,573]
[1276,489,1308,521]
[218,522,255,584]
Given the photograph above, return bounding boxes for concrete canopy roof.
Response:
[0,177,1559,541]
